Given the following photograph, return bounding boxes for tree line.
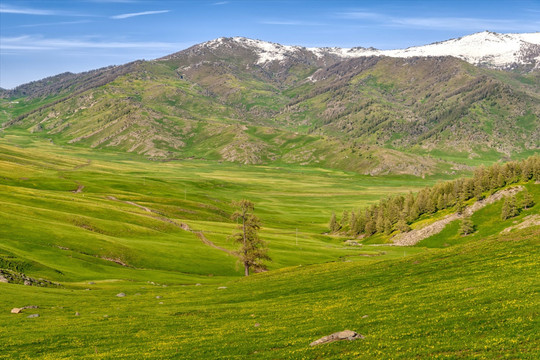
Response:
[329,155,540,236]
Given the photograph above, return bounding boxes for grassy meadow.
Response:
[1,131,539,359]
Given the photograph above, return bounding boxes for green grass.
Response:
[0,226,537,359]
[0,134,448,285]
[1,133,539,359]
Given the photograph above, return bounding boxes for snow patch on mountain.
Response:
[205,31,540,71]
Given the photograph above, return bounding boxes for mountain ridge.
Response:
[1,31,539,175]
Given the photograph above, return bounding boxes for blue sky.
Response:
[1,0,539,89]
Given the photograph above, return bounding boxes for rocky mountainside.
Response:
[1,32,539,175]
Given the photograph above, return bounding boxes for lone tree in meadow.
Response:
[231,200,271,276]
[459,217,475,236]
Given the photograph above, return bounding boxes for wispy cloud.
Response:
[111,10,170,19]
[337,11,540,32]
[213,1,229,5]
[261,19,325,26]
[337,11,381,20]
[0,4,60,15]
[18,20,92,28]
[0,35,185,51]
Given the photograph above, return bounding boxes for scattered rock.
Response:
[254,323,261,327]
[217,286,227,290]
[22,305,38,310]
[159,302,164,305]
[310,330,364,347]
[27,314,39,318]
[24,280,32,286]
[88,282,95,285]
[156,296,162,299]
[134,293,141,296]
[103,315,108,318]
[116,293,126,297]
[0,275,9,283]
[195,283,202,286]
[11,308,22,314]
[345,240,362,246]
[75,312,80,316]
[362,315,369,319]
[250,314,256,317]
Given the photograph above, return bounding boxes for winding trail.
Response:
[391,186,524,246]
[107,196,236,257]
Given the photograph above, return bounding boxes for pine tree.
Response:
[231,200,270,276]
[364,216,376,235]
[383,218,393,235]
[521,190,535,210]
[455,197,466,215]
[396,217,410,233]
[501,196,519,220]
[459,217,475,236]
[329,213,340,233]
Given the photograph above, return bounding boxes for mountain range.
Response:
[1,31,539,175]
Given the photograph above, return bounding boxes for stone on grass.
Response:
[27,314,39,318]
[11,308,22,314]
[0,275,9,283]
[156,296,162,299]
[217,286,227,290]
[75,312,80,316]
[254,323,260,327]
[116,293,126,297]
[24,280,32,286]
[310,330,364,347]
[362,315,369,319]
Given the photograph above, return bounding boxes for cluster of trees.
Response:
[501,190,535,220]
[330,156,540,236]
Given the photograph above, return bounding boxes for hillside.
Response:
[0,132,539,358]
[1,32,539,175]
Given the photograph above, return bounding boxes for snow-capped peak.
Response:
[384,31,540,69]
[200,31,540,70]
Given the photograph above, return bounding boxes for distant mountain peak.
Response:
[195,31,540,71]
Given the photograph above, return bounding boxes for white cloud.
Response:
[0,4,60,15]
[18,20,92,28]
[213,1,229,5]
[0,35,186,51]
[337,11,540,32]
[111,10,170,19]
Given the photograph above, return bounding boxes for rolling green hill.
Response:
[0,131,538,358]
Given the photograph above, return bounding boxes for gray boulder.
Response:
[310,330,364,346]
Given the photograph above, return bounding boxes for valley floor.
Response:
[0,134,539,359]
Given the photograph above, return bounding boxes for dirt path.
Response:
[107,196,236,257]
[391,186,524,246]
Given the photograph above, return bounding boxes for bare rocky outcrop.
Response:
[0,269,61,287]
[310,330,364,346]
[392,186,524,246]
[501,214,540,234]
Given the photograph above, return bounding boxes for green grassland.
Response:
[0,226,537,359]
[1,132,539,359]
[0,133,441,284]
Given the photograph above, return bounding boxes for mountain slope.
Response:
[1,32,539,174]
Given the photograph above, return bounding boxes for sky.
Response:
[1,0,539,89]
